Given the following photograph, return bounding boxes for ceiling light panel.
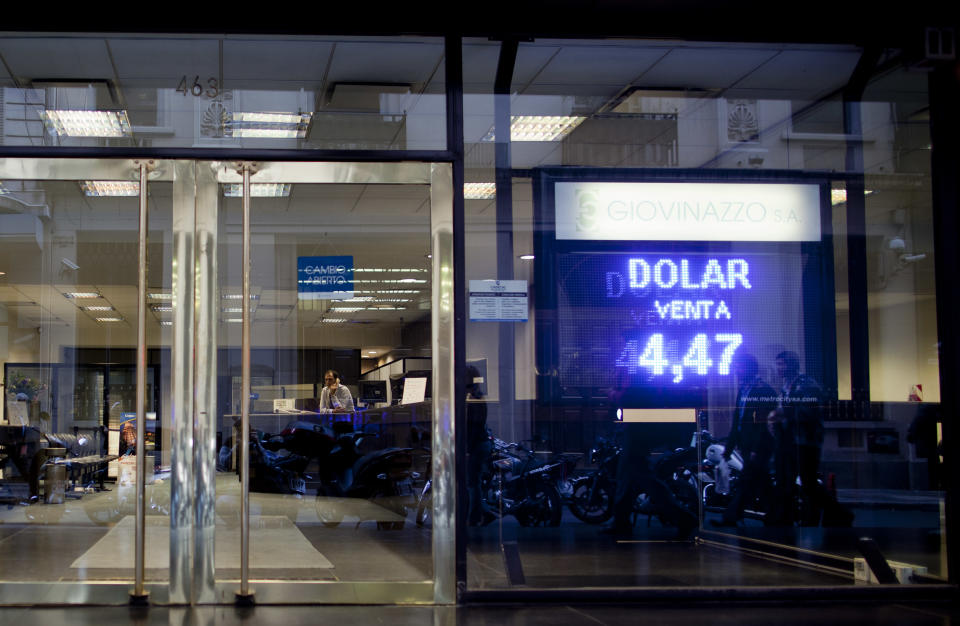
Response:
[63,291,101,299]
[81,181,139,197]
[222,183,292,198]
[482,115,588,142]
[465,183,496,199]
[96,317,123,322]
[230,112,312,138]
[40,110,132,138]
[81,306,114,311]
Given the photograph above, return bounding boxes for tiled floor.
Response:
[0,602,957,626]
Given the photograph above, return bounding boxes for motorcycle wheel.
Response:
[569,478,613,524]
[516,483,563,527]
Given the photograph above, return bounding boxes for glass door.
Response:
[0,158,453,605]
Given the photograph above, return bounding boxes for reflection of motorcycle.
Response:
[569,433,706,527]
[568,439,618,524]
[484,438,564,527]
[696,433,743,512]
[315,446,419,530]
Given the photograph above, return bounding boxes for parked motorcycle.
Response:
[568,438,618,524]
[416,437,565,528]
[482,438,564,527]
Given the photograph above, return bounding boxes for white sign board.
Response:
[555,182,821,242]
[273,398,296,413]
[401,377,428,405]
[469,280,529,322]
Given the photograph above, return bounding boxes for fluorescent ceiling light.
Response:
[96,317,123,322]
[230,112,312,139]
[371,306,405,310]
[222,183,292,198]
[330,307,364,312]
[160,321,173,326]
[222,294,260,300]
[81,181,139,197]
[224,318,243,323]
[61,258,80,270]
[519,254,535,260]
[151,305,173,312]
[63,291,101,299]
[465,183,496,200]
[482,115,587,142]
[321,318,347,323]
[40,110,132,138]
[82,306,114,311]
[148,293,172,300]
[339,297,375,303]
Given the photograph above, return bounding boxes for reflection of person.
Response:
[908,404,941,490]
[319,370,354,414]
[713,353,777,527]
[465,366,494,526]
[770,351,824,526]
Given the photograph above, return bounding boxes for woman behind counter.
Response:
[319,369,355,413]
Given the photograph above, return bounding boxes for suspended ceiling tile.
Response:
[326,41,444,86]
[0,37,114,80]
[223,40,334,82]
[734,49,862,94]
[636,47,781,89]
[528,45,666,87]
[107,38,220,80]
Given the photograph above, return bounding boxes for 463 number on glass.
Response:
[615,333,743,383]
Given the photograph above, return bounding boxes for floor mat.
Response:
[70,515,334,570]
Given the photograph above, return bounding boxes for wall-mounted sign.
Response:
[297,255,354,300]
[555,182,821,242]
[470,280,528,322]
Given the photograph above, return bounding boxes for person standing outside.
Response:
[713,352,777,527]
[319,369,355,414]
[774,351,824,526]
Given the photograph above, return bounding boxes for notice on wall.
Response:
[297,255,354,300]
[469,280,528,322]
[401,377,428,405]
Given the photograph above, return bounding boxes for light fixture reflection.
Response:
[222,183,292,198]
[81,181,139,197]
[230,112,312,139]
[464,182,496,199]
[40,110,132,138]
[482,115,587,142]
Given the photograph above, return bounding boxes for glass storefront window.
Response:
[462,37,946,591]
[0,34,447,152]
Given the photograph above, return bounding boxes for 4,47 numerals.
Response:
[177,76,219,99]
[615,333,743,383]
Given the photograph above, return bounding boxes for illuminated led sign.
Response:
[555,182,821,242]
[554,251,824,394]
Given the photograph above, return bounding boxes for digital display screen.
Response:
[555,248,826,398]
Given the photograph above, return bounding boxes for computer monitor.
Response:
[359,379,388,404]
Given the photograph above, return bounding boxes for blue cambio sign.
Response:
[297,256,354,300]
